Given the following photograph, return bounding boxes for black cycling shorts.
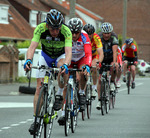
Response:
[123,56,136,62]
[99,58,113,74]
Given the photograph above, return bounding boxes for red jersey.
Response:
[71,30,92,66]
[121,43,137,58]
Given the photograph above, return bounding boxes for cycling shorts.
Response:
[99,58,113,74]
[69,56,87,69]
[123,56,136,62]
[92,54,99,60]
[36,51,65,78]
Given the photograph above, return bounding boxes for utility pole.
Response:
[69,0,76,19]
[122,0,127,45]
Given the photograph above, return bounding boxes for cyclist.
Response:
[96,22,118,110]
[99,31,122,88]
[121,38,138,89]
[83,24,104,99]
[58,18,92,125]
[24,9,72,134]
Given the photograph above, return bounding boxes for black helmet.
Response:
[83,24,95,35]
[46,9,64,28]
[125,38,133,45]
[68,18,83,32]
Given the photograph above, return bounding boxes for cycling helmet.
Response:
[83,24,95,35]
[68,18,83,32]
[101,22,113,33]
[46,9,64,28]
[125,38,133,45]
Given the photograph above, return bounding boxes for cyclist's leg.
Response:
[96,72,102,110]
[91,57,98,97]
[53,54,69,111]
[123,57,128,82]
[131,64,136,88]
[116,54,122,88]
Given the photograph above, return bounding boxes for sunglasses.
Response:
[72,31,80,34]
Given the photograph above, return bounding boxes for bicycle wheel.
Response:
[71,86,78,133]
[44,86,56,138]
[65,84,71,136]
[86,84,92,119]
[127,72,131,94]
[100,80,106,116]
[105,81,109,114]
[34,86,45,138]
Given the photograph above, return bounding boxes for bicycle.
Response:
[84,73,93,119]
[99,63,112,115]
[126,61,134,94]
[31,65,59,138]
[64,67,83,136]
[109,64,117,109]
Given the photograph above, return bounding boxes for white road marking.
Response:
[0,102,33,108]
[10,124,20,127]
[1,127,11,130]
[0,119,33,132]
[119,83,143,92]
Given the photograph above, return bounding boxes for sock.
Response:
[92,85,97,90]
[56,87,64,96]
[61,110,65,116]
[79,89,85,94]
[33,115,40,123]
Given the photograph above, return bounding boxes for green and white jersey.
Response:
[32,23,72,58]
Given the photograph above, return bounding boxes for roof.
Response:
[40,0,103,23]
[0,0,33,40]
[0,55,10,62]
[11,0,48,12]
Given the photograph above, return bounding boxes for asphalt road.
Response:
[0,77,150,138]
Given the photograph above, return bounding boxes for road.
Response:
[0,77,150,138]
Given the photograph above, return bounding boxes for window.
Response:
[41,12,47,22]
[29,10,38,27]
[0,4,9,24]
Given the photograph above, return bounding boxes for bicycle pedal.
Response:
[55,115,58,120]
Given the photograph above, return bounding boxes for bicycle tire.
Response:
[105,81,109,114]
[65,84,71,136]
[100,80,106,116]
[34,86,45,138]
[71,85,77,133]
[86,84,92,119]
[127,72,131,94]
[81,110,85,121]
[44,86,56,138]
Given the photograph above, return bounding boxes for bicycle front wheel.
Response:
[65,84,71,136]
[100,80,106,116]
[127,72,131,94]
[44,87,56,138]
[34,86,45,138]
[86,84,92,119]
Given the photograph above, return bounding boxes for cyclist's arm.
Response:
[134,51,138,61]
[112,45,118,63]
[27,41,39,60]
[97,47,104,63]
[84,43,92,67]
[64,46,72,65]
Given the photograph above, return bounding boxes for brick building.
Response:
[76,0,150,62]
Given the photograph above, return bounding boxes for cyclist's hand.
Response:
[134,61,138,66]
[82,65,90,76]
[24,59,32,71]
[60,64,68,74]
[96,62,101,69]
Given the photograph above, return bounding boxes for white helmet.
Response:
[68,18,83,32]
[101,22,113,33]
